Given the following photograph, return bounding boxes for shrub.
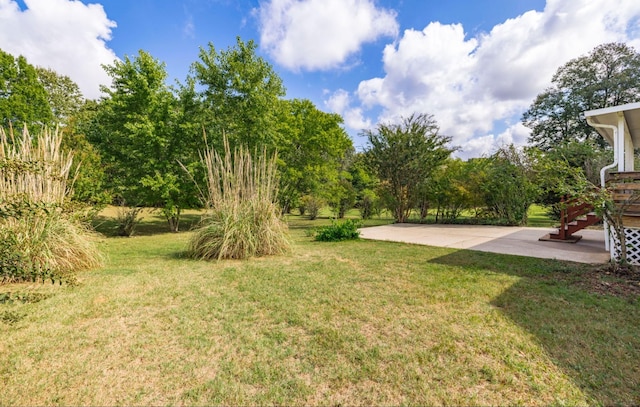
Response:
[300,195,324,220]
[115,203,144,237]
[328,178,356,219]
[298,200,306,216]
[0,210,102,284]
[314,219,362,242]
[0,127,102,284]
[187,139,289,260]
[358,189,379,219]
[482,146,538,226]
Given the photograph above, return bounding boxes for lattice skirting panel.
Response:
[611,227,640,265]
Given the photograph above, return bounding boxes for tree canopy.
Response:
[0,49,52,129]
[523,42,640,150]
[192,37,286,150]
[364,113,455,223]
[0,40,569,228]
[275,98,353,212]
[36,66,84,127]
[89,50,200,231]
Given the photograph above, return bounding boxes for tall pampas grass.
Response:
[187,138,289,260]
[0,125,73,205]
[0,126,102,284]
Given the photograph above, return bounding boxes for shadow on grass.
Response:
[92,213,203,237]
[284,215,395,230]
[429,250,640,406]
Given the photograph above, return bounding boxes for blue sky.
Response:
[1,0,640,157]
[93,0,545,95]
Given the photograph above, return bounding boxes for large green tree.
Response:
[192,37,285,150]
[62,99,110,205]
[482,146,538,225]
[191,38,357,218]
[348,151,381,219]
[364,113,455,223]
[36,67,84,127]
[425,158,482,222]
[523,43,640,150]
[0,49,52,129]
[274,98,353,212]
[0,50,107,205]
[90,50,199,231]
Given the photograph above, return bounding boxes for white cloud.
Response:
[457,123,532,159]
[459,134,496,158]
[325,88,373,131]
[496,122,531,147]
[325,88,350,113]
[183,14,195,39]
[0,0,117,99]
[333,0,640,159]
[256,0,398,71]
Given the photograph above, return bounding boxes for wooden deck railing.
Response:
[608,171,640,227]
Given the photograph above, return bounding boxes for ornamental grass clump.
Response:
[187,139,289,260]
[0,127,103,284]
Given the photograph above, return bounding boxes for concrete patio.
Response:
[359,224,609,264]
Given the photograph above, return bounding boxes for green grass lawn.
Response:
[1,211,635,405]
[527,204,557,227]
[90,204,555,237]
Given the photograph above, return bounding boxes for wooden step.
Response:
[540,209,600,242]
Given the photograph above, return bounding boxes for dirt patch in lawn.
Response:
[578,265,640,299]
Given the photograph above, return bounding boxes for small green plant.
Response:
[0,309,24,325]
[0,291,50,304]
[314,219,362,242]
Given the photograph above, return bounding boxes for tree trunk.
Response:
[420,199,429,220]
[166,207,181,233]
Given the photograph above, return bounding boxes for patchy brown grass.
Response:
[0,217,638,405]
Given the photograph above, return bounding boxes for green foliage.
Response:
[187,139,289,260]
[314,219,362,242]
[410,150,541,226]
[36,66,83,126]
[521,42,639,235]
[523,43,640,150]
[115,204,144,237]
[193,37,285,150]
[527,141,613,219]
[90,50,200,231]
[140,171,184,232]
[364,113,456,223]
[358,189,380,220]
[0,51,106,205]
[425,158,480,222]
[481,146,538,225]
[0,49,53,129]
[347,152,381,220]
[300,194,324,220]
[275,99,353,212]
[327,175,356,219]
[62,100,110,205]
